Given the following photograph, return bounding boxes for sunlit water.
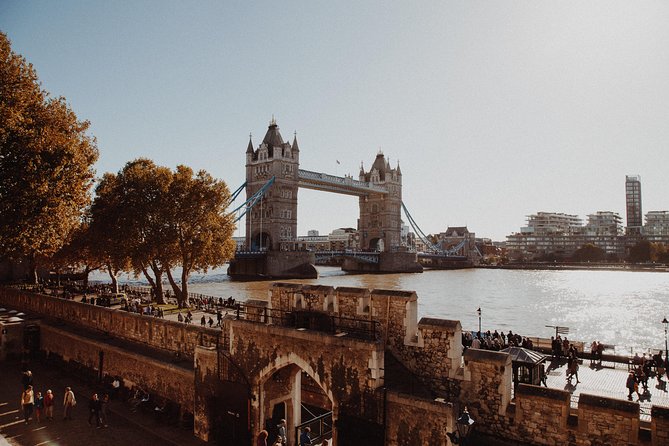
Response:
[93,267,669,353]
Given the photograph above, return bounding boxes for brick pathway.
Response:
[0,359,205,446]
[543,357,669,421]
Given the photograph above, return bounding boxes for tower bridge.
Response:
[227,119,422,279]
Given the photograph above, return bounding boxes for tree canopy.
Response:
[89,160,236,305]
[0,32,98,281]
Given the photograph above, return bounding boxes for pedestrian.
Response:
[44,389,55,420]
[277,419,287,444]
[257,429,269,446]
[100,393,109,427]
[177,312,184,323]
[216,310,222,326]
[63,386,76,420]
[208,317,214,327]
[88,393,101,427]
[20,385,34,424]
[299,426,312,446]
[34,391,44,422]
[200,315,206,326]
[626,372,637,400]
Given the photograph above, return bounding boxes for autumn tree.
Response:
[0,32,98,282]
[88,173,132,292]
[90,161,236,306]
[95,159,174,303]
[163,166,236,307]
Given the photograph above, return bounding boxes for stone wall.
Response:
[460,348,513,438]
[40,324,194,413]
[0,287,220,358]
[514,384,570,445]
[384,391,453,446]
[576,393,639,445]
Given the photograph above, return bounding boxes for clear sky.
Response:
[2,1,668,241]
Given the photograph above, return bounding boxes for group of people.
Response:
[257,419,288,445]
[463,329,533,351]
[257,420,320,446]
[18,369,81,425]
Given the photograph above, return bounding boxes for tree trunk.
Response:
[165,269,183,307]
[151,261,165,305]
[29,255,38,285]
[142,262,166,305]
[106,265,118,293]
[181,267,190,308]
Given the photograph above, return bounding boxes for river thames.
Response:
[100,267,669,355]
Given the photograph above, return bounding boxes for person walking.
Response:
[63,386,76,420]
[88,393,101,427]
[34,391,44,422]
[299,427,312,446]
[626,372,637,400]
[20,385,34,424]
[44,389,55,421]
[100,393,109,427]
[257,430,269,446]
[277,419,287,444]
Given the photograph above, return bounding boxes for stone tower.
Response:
[245,118,300,251]
[358,151,403,251]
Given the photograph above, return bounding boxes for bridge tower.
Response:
[245,118,299,251]
[358,152,403,251]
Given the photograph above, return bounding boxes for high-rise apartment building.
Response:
[625,175,642,235]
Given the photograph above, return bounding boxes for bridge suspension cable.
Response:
[401,201,468,256]
[226,181,247,207]
[228,176,275,223]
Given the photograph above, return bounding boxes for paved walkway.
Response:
[543,357,669,421]
[0,359,205,446]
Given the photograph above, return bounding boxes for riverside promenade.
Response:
[0,359,205,446]
[543,357,669,422]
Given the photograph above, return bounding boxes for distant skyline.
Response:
[2,1,668,241]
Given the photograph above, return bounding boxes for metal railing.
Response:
[295,411,333,445]
[233,302,381,341]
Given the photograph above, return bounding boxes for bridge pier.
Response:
[228,251,318,280]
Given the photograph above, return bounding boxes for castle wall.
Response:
[40,324,194,413]
[384,391,453,446]
[0,287,221,358]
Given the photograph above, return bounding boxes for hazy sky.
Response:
[2,1,668,241]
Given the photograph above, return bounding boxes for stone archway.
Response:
[256,355,337,446]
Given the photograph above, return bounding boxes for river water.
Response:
[98,267,669,354]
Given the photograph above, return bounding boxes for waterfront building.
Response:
[506,211,628,260]
[436,226,479,260]
[625,175,643,235]
[584,211,622,236]
[328,227,360,251]
[644,211,669,242]
[296,230,329,251]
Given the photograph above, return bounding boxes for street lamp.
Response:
[447,407,476,445]
[477,308,481,336]
[663,317,668,368]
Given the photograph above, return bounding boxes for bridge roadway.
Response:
[298,169,387,196]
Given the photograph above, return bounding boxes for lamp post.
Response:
[455,407,475,445]
[663,317,668,368]
[477,307,481,336]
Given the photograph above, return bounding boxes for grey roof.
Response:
[262,122,284,147]
[500,346,548,365]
